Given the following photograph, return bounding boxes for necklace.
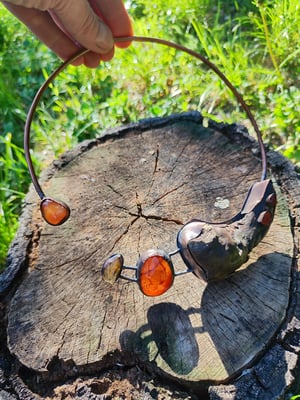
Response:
[24,36,276,297]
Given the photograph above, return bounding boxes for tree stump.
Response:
[0,112,299,399]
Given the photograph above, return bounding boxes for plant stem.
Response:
[257,2,283,81]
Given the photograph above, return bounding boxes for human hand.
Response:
[2,0,133,67]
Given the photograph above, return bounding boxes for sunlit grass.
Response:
[0,133,29,267]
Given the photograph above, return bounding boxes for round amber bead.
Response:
[137,250,174,297]
[40,198,70,226]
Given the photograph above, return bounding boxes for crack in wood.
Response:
[96,309,106,353]
[56,329,68,359]
[151,182,186,206]
[115,200,184,225]
[140,212,183,225]
[108,215,140,255]
[153,144,160,175]
[106,184,124,198]
[35,254,89,271]
[218,313,236,324]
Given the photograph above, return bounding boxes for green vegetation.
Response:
[0,0,299,270]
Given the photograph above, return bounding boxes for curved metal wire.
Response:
[24,35,267,200]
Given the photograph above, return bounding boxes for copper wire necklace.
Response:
[24,36,276,297]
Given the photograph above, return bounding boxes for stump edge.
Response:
[0,112,300,400]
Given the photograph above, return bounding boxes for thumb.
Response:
[50,0,114,54]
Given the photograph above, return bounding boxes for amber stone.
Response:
[102,254,124,284]
[137,250,174,297]
[266,193,277,207]
[40,198,70,226]
[257,210,273,226]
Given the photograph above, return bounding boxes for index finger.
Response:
[89,0,133,48]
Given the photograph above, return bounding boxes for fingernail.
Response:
[96,23,114,52]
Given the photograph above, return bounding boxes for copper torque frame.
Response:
[23,36,276,297]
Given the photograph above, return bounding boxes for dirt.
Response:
[42,367,202,400]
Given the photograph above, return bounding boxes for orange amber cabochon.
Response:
[257,210,273,226]
[138,251,174,297]
[40,198,70,226]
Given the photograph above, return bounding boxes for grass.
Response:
[0,133,28,263]
[0,0,299,271]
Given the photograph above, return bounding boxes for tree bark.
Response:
[0,112,299,399]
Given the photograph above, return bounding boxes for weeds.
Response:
[0,133,29,267]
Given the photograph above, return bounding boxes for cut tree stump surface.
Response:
[1,112,299,399]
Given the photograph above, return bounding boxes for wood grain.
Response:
[7,114,293,386]
[2,114,296,398]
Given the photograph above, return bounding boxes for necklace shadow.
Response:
[119,250,292,384]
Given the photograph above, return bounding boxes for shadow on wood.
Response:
[0,112,299,399]
[119,252,291,384]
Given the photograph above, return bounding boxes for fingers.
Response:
[3,0,133,67]
[49,0,133,59]
[89,0,133,48]
[50,0,114,54]
[3,2,115,67]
